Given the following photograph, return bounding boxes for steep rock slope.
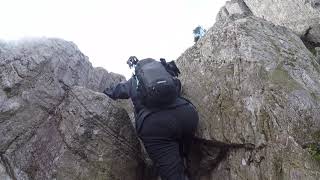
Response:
[1,0,320,179]
[243,0,320,41]
[177,1,320,179]
[0,39,144,180]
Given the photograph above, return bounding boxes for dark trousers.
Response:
[139,103,199,180]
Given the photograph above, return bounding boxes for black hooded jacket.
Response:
[103,77,190,133]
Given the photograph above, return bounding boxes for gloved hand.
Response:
[103,86,113,98]
[168,61,180,77]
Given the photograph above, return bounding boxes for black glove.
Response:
[167,61,180,77]
[103,87,114,98]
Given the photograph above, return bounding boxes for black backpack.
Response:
[133,58,181,107]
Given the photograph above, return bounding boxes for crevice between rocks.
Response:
[0,154,17,180]
[195,137,255,149]
[59,81,146,163]
[301,27,320,57]
[189,137,256,178]
[54,84,148,180]
[237,0,253,15]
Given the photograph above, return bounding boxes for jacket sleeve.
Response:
[103,78,132,100]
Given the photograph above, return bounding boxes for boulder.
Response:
[242,0,320,38]
[177,9,320,179]
[0,38,144,180]
[216,0,252,23]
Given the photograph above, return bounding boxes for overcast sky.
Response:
[0,0,226,78]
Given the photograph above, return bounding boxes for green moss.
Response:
[309,47,317,56]
[312,130,320,142]
[270,64,301,92]
[308,130,320,161]
[273,155,284,179]
[307,144,320,161]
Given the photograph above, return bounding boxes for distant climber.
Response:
[103,56,199,180]
[193,26,206,42]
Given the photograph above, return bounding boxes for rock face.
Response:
[243,0,320,40]
[316,47,320,63]
[305,24,320,46]
[216,0,252,23]
[0,39,144,180]
[177,0,320,179]
[1,0,320,179]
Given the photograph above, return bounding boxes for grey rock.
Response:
[0,159,12,180]
[308,0,320,8]
[216,0,252,23]
[243,0,320,41]
[306,24,320,45]
[177,13,320,179]
[2,3,320,178]
[0,38,143,180]
[316,47,320,63]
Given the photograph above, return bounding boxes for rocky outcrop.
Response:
[216,0,252,23]
[1,0,320,179]
[305,24,320,46]
[0,39,144,180]
[316,47,320,63]
[177,1,320,179]
[243,0,320,41]
[240,0,320,74]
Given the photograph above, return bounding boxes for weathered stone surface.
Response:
[243,0,320,41]
[316,47,320,63]
[306,24,320,46]
[0,38,143,180]
[177,11,320,180]
[216,0,252,23]
[0,160,11,180]
[2,1,320,179]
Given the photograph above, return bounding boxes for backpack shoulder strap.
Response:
[160,58,180,77]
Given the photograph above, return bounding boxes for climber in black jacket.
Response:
[103,57,199,180]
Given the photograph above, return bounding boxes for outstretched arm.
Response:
[103,78,132,100]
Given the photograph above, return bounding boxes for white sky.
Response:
[0,0,226,79]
